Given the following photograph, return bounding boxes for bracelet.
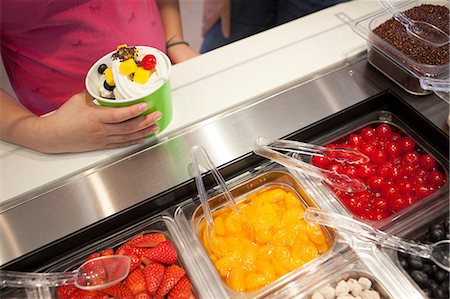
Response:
[166,40,190,49]
[166,35,189,50]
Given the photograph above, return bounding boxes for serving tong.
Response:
[190,145,240,253]
[254,137,369,193]
[305,208,450,271]
[190,138,369,253]
[0,255,130,291]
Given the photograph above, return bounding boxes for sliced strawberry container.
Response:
[299,109,448,229]
[44,215,199,299]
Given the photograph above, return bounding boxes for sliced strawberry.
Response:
[102,282,133,298]
[117,244,147,257]
[167,276,192,299]
[155,265,185,298]
[93,292,109,299]
[125,253,142,273]
[143,263,165,295]
[86,252,101,261]
[125,268,147,295]
[141,241,177,265]
[118,234,166,253]
[68,289,101,299]
[116,243,130,256]
[57,284,78,299]
[101,248,114,256]
[132,233,166,248]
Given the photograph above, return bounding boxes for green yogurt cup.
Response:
[85,46,173,135]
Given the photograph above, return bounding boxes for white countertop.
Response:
[0,1,381,203]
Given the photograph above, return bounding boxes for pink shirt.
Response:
[1,0,166,116]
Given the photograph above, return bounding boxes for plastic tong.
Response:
[254,137,369,193]
[0,255,130,290]
[305,208,450,271]
[190,145,240,251]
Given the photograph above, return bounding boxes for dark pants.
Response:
[200,0,349,53]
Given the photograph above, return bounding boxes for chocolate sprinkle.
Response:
[112,46,138,62]
[373,4,449,66]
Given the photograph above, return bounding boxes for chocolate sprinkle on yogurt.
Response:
[112,46,138,62]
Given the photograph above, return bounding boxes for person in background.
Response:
[0,0,198,154]
[201,0,349,53]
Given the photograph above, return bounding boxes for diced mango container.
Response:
[174,167,342,298]
[382,209,449,299]
[36,216,201,299]
[351,0,449,95]
[296,110,448,230]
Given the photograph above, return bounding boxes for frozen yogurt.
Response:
[96,45,170,100]
[85,44,173,134]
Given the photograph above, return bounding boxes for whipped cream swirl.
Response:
[111,47,170,100]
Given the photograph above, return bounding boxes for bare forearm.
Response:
[157,0,200,63]
[157,0,185,43]
[0,89,53,152]
[0,89,164,154]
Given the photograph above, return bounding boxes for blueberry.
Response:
[399,257,409,269]
[408,256,424,270]
[442,279,449,290]
[103,80,114,91]
[434,269,449,282]
[422,263,432,275]
[440,285,449,298]
[98,63,108,74]
[432,288,446,298]
[429,264,438,273]
[428,280,439,293]
[430,226,445,242]
[398,252,409,260]
[410,270,429,287]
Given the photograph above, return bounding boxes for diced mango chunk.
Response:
[133,67,151,84]
[119,58,137,76]
[105,67,114,86]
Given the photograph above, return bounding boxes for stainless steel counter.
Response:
[1,53,448,268]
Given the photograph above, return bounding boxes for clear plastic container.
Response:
[174,168,343,298]
[174,168,425,299]
[294,110,448,230]
[383,211,449,299]
[351,0,449,95]
[268,244,424,299]
[2,162,436,299]
[0,215,202,299]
